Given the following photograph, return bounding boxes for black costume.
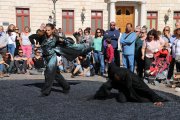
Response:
[40,35,92,96]
[94,63,166,103]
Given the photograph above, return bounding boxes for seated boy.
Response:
[14,49,28,74]
[3,52,14,76]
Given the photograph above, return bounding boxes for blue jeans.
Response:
[58,65,64,71]
[122,54,134,72]
[7,44,15,56]
[93,51,105,74]
[0,64,4,72]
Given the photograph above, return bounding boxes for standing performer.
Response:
[40,23,92,96]
[94,63,167,106]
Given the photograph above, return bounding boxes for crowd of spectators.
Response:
[0,21,180,91]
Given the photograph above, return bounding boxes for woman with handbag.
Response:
[141,29,165,71]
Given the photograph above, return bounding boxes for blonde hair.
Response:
[0,25,4,31]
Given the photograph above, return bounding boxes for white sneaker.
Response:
[175,87,180,92]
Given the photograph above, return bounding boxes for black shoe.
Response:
[62,86,70,94]
[39,93,50,97]
[62,89,70,94]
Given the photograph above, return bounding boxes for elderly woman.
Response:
[141,29,165,71]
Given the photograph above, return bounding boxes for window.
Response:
[16,8,30,32]
[116,9,121,15]
[147,12,158,30]
[174,11,180,28]
[62,10,74,34]
[126,9,130,15]
[91,11,103,34]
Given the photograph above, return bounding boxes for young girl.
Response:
[105,38,114,64]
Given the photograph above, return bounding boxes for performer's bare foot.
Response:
[154,102,164,107]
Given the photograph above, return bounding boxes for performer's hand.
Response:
[141,55,144,60]
[154,102,164,107]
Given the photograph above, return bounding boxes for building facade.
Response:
[0,0,180,34]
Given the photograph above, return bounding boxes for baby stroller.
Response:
[144,48,171,85]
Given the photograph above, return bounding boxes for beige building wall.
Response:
[146,0,180,31]
[0,0,108,33]
[0,0,180,33]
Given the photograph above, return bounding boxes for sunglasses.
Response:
[141,32,145,33]
[110,25,115,26]
[19,52,23,53]
[135,31,140,32]
[15,29,19,30]
[165,29,169,31]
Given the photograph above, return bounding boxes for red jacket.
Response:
[106,45,114,63]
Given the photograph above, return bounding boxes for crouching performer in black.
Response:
[40,23,92,96]
[94,63,167,106]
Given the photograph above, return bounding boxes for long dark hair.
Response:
[46,23,55,30]
[45,23,55,37]
[147,29,159,41]
[95,28,102,38]
[174,28,180,37]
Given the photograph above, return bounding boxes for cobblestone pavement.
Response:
[0,73,180,120]
[1,72,180,97]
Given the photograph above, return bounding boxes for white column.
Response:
[140,1,147,27]
[109,0,116,22]
[134,5,139,27]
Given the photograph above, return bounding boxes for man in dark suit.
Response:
[94,63,167,107]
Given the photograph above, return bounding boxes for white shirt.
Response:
[7,32,16,45]
[21,32,32,45]
[172,39,180,58]
[0,32,8,47]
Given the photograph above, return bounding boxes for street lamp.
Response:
[164,8,171,25]
[81,7,86,25]
[52,0,58,26]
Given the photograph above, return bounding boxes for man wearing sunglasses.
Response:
[103,21,120,66]
[14,49,28,74]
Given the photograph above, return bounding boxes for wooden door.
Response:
[116,6,134,32]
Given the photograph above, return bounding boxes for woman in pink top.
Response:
[20,26,32,69]
[142,29,165,70]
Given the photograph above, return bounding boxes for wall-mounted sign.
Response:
[2,22,9,26]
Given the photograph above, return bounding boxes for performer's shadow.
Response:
[23,81,81,93]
